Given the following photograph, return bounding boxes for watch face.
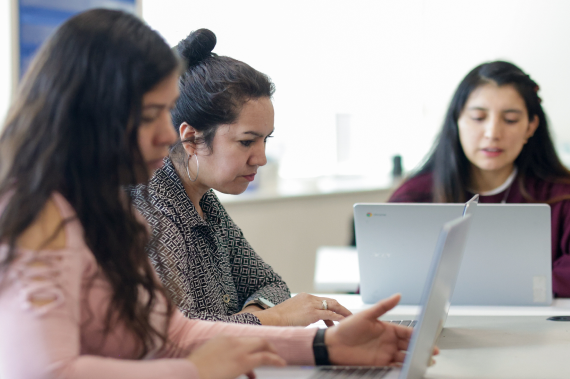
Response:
[257,297,275,309]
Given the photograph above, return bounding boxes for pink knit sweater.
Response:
[0,193,316,379]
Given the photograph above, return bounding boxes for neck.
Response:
[469,164,515,193]
[172,160,209,219]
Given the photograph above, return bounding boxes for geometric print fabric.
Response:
[131,158,291,325]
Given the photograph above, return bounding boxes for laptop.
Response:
[253,214,473,379]
[355,202,552,306]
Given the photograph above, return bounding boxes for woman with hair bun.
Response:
[132,29,352,326]
[389,61,570,297]
[0,9,422,379]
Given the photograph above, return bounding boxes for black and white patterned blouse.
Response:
[131,158,291,325]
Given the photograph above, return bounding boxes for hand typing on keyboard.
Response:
[321,294,439,367]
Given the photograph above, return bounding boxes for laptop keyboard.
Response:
[387,319,417,327]
[310,367,391,379]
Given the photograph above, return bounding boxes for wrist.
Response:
[322,327,343,365]
[242,304,265,312]
[313,329,331,365]
[252,307,282,325]
[244,296,276,310]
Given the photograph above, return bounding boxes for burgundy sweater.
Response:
[389,172,570,298]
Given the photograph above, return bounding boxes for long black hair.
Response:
[416,61,570,203]
[170,28,275,165]
[0,9,180,357]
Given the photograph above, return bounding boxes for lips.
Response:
[243,173,256,182]
[481,147,503,157]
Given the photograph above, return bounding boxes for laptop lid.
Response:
[354,202,552,306]
[252,215,473,379]
[401,215,472,379]
[463,194,479,216]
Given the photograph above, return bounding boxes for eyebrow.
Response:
[143,96,180,110]
[243,129,275,138]
[143,104,166,111]
[467,107,523,114]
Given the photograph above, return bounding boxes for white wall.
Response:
[143,0,570,178]
[223,188,393,293]
[2,1,570,172]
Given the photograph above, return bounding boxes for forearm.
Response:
[170,314,317,366]
[180,308,262,325]
[236,305,282,326]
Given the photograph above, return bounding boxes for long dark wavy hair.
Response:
[0,9,180,357]
[415,61,570,203]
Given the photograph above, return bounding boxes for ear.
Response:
[179,122,197,155]
[525,115,539,142]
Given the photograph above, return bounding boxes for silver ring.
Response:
[322,300,328,310]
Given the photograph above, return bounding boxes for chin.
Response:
[476,163,511,173]
[219,184,250,195]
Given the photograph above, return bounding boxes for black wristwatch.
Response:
[313,329,330,365]
[244,296,275,310]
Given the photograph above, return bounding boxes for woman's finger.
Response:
[246,370,257,379]
[321,298,353,317]
[316,310,345,323]
[397,337,410,351]
[394,350,407,363]
[324,319,334,327]
[359,294,401,321]
[393,323,414,339]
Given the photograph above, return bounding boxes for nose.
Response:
[248,143,267,167]
[156,112,178,147]
[483,116,502,140]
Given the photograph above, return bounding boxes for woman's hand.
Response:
[187,336,286,379]
[241,293,352,327]
[324,294,439,367]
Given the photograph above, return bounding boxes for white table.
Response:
[309,294,570,378]
[427,315,570,378]
[317,294,570,317]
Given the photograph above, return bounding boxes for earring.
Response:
[186,154,199,182]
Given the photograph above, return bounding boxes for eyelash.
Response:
[240,135,274,147]
[470,117,519,124]
[141,106,175,124]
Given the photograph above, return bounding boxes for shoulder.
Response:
[389,172,434,203]
[523,176,570,202]
[203,190,230,218]
[17,197,67,251]
[203,191,245,233]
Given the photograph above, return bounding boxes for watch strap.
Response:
[312,329,330,365]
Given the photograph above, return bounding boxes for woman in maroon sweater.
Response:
[390,61,570,297]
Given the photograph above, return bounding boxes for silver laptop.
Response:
[355,202,552,306]
[253,214,473,379]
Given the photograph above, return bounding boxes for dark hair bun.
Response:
[176,29,216,66]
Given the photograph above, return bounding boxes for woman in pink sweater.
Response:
[0,9,416,379]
